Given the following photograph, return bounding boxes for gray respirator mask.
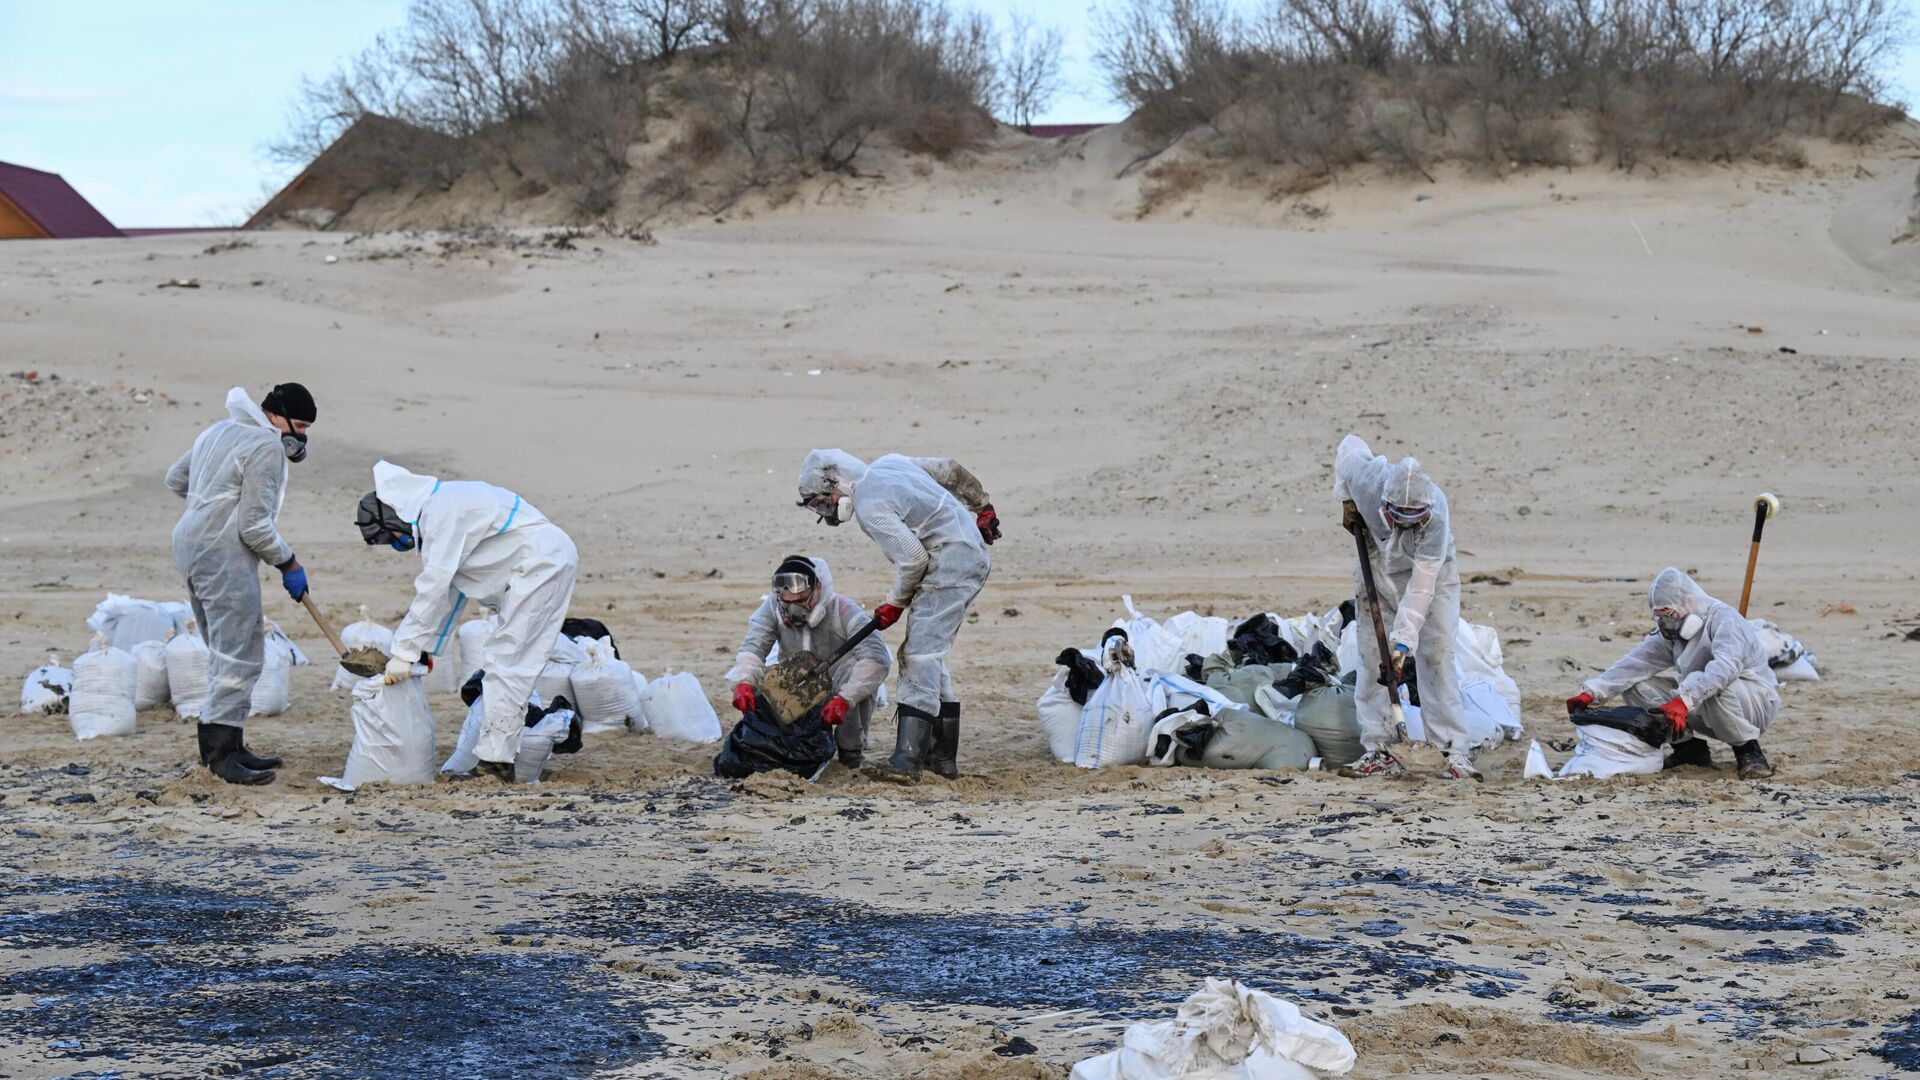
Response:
[282,432,308,463]
[1657,611,1703,641]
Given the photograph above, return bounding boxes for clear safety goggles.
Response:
[772,571,814,599]
[1383,502,1431,527]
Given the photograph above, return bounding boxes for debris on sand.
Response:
[338,646,390,678]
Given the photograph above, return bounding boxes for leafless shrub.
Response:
[997,9,1065,130]
[1093,0,1909,179]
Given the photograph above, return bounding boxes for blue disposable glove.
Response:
[1392,643,1411,656]
[279,560,309,601]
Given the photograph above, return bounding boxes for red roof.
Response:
[1023,123,1109,139]
[0,161,123,239]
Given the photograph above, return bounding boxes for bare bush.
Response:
[1093,0,1910,179]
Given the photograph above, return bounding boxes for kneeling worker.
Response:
[726,556,891,767]
[1568,567,1778,779]
[357,460,578,783]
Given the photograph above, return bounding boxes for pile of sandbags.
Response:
[69,636,138,739]
[1071,978,1354,1080]
[535,633,588,709]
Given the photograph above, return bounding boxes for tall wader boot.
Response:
[927,702,961,779]
[874,705,936,780]
[198,723,274,786]
[200,733,281,772]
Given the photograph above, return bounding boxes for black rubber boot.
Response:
[450,760,516,784]
[1664,737,1715,770]
[234,743,282,771]
[927,702,961,779]
[198,724,274,786]
[872,706,936,780]
[1735,740,1774,780]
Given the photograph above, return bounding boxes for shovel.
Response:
[301,594,387,678]
[1347,520,1444,775]
[1736,492,1781,617]
[756,616,885,729]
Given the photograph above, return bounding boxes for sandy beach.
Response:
[4,129,1920,1077]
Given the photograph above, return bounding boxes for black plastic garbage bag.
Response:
[1057,648,1106,705]
[1572,705,1671,747]
[561,617,620,659]
[1228,615,1298,667]
[1400,658,1420,707]
[1183,653,1206,681]
[714,705,836,779]
[1274,654,1336,699]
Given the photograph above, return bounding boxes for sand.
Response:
[4,130,1920,1077]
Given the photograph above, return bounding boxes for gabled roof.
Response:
[0,161,122,238]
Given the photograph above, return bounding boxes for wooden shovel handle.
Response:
[301,594,348,657]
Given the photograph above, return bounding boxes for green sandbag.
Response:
[1293,684,1363,767]
[1175,707,1317,771]
[1199,651,1235,683]
[1204,663,1292,708]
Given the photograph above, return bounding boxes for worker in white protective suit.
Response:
[165,383,317,786]
[796,449,999,779]
[726,556,893,768]
[358,461,578,783]
[1568,567,1779,779]
[1332,434,1477,780]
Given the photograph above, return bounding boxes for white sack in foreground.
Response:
[1071,978,1355,1080]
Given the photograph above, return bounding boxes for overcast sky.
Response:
[2,0,1916,227]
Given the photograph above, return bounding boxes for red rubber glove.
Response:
[422,654,433,673]
[821,696,849,727]
[976,504,1001,545]
[731,682,756,714]
[873,603,904,629]
[1659,697,1689,734]
[1566,691,1593,715]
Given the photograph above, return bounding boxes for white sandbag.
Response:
[514,705,573,783]
[86,594,191,652]
[1114,596,1187,676]
[1750,618,1820,681]
[332,607,395,691]
[1454,622,1523,736]
[330,675,436,788]
[1163,611,1232,660]
[69,636,138,740]
[1524,739,1554,779]
[549,632,590,665]
[442,697,486,774]
[571,639,641,734]
[628,670,651,732]
[1070,978,1354,1080]
[1038,664,1085,764]
[20,659,73,716]
[457,614,494,684]
[250,623,293,717]
[638,672,722,743]
[164,624,210,719]
[1273,606,1347,660]
[1335,621,1360,679]
[1556,723,1663,779]
[1398,680,1514,748]
[1075,663,1153,769]
[535,661,576,710]
[132,641,170,709]
[1142,670,1238,718]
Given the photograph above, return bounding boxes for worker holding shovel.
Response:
[796,449,997,779]
[164,383,316,785]
[725,556,892,769]
[1332,433,1477,781]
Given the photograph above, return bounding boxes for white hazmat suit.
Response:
[798,450,991,717]
[1582,568,1779,746]
[725,558,892,760]
[1333,434,1468,756]
[374,461,578,766]
[166,388,294,732]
